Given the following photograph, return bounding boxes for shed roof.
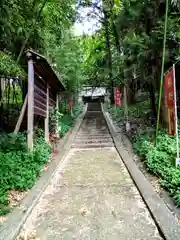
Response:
[80,87,107,97]
[27,49,66,91]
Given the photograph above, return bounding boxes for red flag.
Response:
[115,88,121,107]
[164,69,176,136]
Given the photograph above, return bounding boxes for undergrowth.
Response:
[109,99,151,122]
[133,131,180,206]
[60,103,83,137]
[0,132,51,215]
[109,99,180,206]
[49,103,84,138]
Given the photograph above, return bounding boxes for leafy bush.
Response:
[129,100,151,119]
[49,108,63,133]
[58,102,68,114]
[0,51,26,77]
[72,103,84,118]
[133,131,180,206]
[60,117,71,137]
[109,99,151,123]
[59,103,84,137]
[109,106,124,122]
[0,132,51,215]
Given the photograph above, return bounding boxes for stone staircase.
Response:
[72,103,114,148]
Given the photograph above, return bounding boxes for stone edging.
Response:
[0,104,87,240]
[101,103,180,240]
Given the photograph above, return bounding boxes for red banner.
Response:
[164,69,176,136]
[68,101,72,110]
[68,94,73,111]
[115,88,121,107]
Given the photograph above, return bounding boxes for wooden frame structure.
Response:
[26,50,66,150]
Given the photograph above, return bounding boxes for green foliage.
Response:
[51,36,83,92]
[133,131,180,206]
[0,132,51,215]
[109,97,180,206]
[81,33,108,86]
[115,0,179,84]
[0,0,83,92]
[81,0,179,89]
[42,0,83,92]
[73,103,84,118]
[109,99,151,122]
[59,103,84,137]
[109,106,124,122]
[0,132,27,152]
[0,51,26,77]
[49,108,63,133]
[60,115,73,137]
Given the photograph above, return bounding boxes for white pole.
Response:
[124,85,130,132]
[173,64,179,166]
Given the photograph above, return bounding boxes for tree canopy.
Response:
[79,0,180,89]
[0,0,84,92]
[0,0,179,93]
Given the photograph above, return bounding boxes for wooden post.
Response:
[14,94,27,133]
[0,77,5,94]
[45,84,49,143]
[56,93,60,138]
[0,78,5,128]
[0,78,5,106]
[27,53,34,151]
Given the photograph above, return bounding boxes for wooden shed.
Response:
[26,50,66,150]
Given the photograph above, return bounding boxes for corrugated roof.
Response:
[80,87,107,97]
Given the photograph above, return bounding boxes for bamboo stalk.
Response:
[155,0,169,145]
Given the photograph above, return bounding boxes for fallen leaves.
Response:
[9,190,27,208]
[16,230,40,240]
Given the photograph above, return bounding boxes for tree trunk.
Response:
[149,83,157,126]
[0,78,5,131]
[0,78,2,130]
[127,80,136,104]
[111,21,121,52]
[160,85,169,127]
[103,9,114,104]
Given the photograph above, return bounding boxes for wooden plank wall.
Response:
[34,77,56,117]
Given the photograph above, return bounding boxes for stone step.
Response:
[86,110,102,112]
[76,135,111,139]
[73,138,113,144]
[77,129,110,132]
[77,134,110,137]
[78,131,110,135]
[71,142,114,148]
[75,136,112,140]
[78,128,108,131]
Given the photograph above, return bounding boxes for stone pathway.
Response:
[18,147,162,240]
